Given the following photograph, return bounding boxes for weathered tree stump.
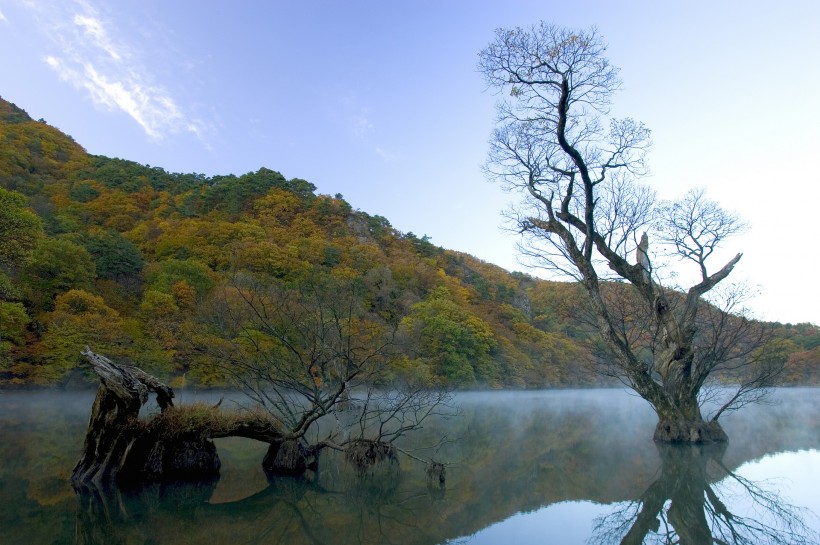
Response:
[72,347,286,488]
[72,347,184,485]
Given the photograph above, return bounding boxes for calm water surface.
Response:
[0,388,817,544]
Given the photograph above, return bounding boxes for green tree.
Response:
[401,287,498,385]
[0,301,29,345]
[0,302,30,369]
[23,238,96,310]
[0,187,43,269]
[202,168,315,215]
[0,98,33,123]
[82,229,144,280]
[68,181,101,203]
[144,258,214,299]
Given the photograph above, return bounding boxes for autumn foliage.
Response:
[0,97,816,387]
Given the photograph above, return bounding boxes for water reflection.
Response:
[1,390,818,545]
[71,445,819,545]
[590,443,818,545]
[74,466,443,545]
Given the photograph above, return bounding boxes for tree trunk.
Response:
[653,418,727,443]
[72,347,287,488]
[653,347,728,443]
[653,391,727,443]
[71,347,187,486]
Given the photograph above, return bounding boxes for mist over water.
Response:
[0,388,817,544]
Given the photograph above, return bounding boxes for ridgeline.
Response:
[0,96,817,387]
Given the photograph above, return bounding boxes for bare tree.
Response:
[590,443,818,545]
[199,273,452,475]
[479,23,781,442]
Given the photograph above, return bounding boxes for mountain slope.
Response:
[0,96,816,386]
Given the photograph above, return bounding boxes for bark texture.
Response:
[653,419,728,443]
[72,347,285,488]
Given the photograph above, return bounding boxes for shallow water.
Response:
[0,388,817,544]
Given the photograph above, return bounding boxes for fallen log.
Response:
[72,347,287,488]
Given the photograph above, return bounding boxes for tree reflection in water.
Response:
[74,445,818,545]
[73,466,439,545]
[591,443,818,545]
[3,390,816,545]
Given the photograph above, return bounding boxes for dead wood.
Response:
[72,347,285,488]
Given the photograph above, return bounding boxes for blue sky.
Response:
[1,0,818,324]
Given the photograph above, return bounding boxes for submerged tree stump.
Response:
[72,347,181,486]
[262,440,318,477]
[72,347,286,488]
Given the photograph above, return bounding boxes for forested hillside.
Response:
[0,96,816,387]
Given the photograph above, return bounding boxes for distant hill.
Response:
[0,95,816,387]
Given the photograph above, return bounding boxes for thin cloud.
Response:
[73,14,120,60]
[375,146,397,162]
[335,95,396,163]
[46,56,183,140]
[0,9,8,23]
[348,105,395,162]
[32,0,206,142]
[352,110,374,140]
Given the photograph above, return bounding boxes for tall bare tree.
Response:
[479,23,780,442]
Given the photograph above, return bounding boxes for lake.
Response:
[0,388,817,544]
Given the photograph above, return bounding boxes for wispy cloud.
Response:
[352,109,375,140]
[46,55,192,140]
[345,103,395,162]
[375,146,396,162]
[0,9,8,23]
[73,13,120,60]
[30,0,205,141]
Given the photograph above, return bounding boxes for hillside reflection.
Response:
[1,389,818,545]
